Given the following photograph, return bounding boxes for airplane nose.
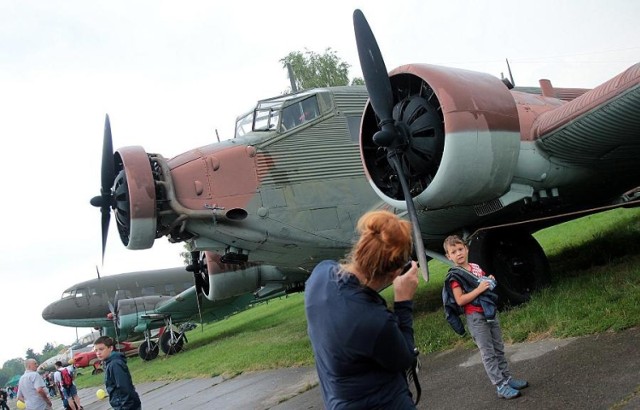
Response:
[42,303,55,321]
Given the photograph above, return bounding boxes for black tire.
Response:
[468,228,551,306]
[159,330,185,355]
[138,340,159,361]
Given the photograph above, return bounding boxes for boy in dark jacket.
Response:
[94,336,141,410]
[443,235,528,400]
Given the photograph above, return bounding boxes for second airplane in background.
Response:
[42,262,306,361]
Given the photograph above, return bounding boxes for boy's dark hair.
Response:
[94,336,115,347]
[443,235,466,253]
[55,361,63,367]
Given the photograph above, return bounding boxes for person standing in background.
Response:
[17,359,52,410]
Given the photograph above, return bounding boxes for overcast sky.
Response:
[0,0,638,366]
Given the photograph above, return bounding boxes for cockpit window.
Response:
[75,288,86,298]
[281,96,319,131]
[141,286,155,296]
[254,102,281,133]
[62,290,74,299]
[235,110,254,138]
[234,91,326,138]
[165,284,176,296]
[235,102,281,138]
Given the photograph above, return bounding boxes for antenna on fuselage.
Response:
[287,63,299,93]
[501,59,515,89]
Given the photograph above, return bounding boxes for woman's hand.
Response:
[393,261,419,302]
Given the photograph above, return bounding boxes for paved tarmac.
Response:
[9,327,639,409]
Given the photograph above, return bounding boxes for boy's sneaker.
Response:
[497,383,521,399]
[508,377,529,390]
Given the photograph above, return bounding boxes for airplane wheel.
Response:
[468,228,551,306]
[139,340,159,361]
[159,330,184,355]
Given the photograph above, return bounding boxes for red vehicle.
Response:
[74,341,139,375]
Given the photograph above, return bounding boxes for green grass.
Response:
[75,207,640,388]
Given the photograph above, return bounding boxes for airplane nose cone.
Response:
[42,303,55,321]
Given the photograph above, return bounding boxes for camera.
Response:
[400,260,413,275]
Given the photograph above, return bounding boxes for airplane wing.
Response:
[140,280,287,324]
[118,286,200,324]
[150,286,199,318]
[533,63,640,170]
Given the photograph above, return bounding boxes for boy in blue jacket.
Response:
[94,336,141,410]
[443,235,528,400]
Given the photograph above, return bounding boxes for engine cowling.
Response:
[111,144,252,251]
[113,146,158,249]
[115,295,172,332]
[360,64,521,210]
[202,252,307,301]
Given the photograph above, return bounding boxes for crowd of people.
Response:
[7,336,139,410]
[10,357,86,410]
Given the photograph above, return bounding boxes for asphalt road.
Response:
[8,327,639,409]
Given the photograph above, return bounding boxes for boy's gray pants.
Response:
[466,312,511,386]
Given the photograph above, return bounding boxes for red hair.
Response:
[344,210,413,286]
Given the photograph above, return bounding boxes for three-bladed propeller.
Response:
[96,264,118,339]
[107,297,120,344]
[353,9,430,281]
[89,114,116,263]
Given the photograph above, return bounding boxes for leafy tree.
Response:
[40,342,60,363]
[25,348,43,363]
[280,48,363,92]
[2,358,25,379]
[42,342,56,355]
[181,243,192,266]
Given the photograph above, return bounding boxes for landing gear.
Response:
[159,330,185,355]
[138,330,159,361]
[91,362,103,375]
[468,228,551,306]
[139,340,159,361]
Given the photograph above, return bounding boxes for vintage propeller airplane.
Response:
[90,11,640,307]
[43,264,306,361]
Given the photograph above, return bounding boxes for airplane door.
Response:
[87,287,106,318]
